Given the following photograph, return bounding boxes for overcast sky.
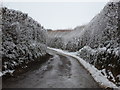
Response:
[3,2,107,30]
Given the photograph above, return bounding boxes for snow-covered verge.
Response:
[1,7,48,76]
[78,46,120,86]
[48,47,119,89]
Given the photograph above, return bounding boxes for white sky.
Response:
[3,2,107,30]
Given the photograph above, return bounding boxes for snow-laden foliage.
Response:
[79,2,120,49]
[76,2,120,86]
[1,7,47,72]
[47,25,85,51]
[47,37,65,49]
[77,46,120,86]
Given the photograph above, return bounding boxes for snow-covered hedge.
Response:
[47,36,65,49]
[78,2,120,49]
[77,46,120,86]
[47,26,85,51]
[1,7,47,72]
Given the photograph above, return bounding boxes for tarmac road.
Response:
[3,49,101,88]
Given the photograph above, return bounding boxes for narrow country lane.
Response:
[3,49,101,88]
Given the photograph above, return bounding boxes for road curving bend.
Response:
[3,49,102,88]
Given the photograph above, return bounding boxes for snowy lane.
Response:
[3,49,101,88]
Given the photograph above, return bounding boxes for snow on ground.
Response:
[48,47,119,89]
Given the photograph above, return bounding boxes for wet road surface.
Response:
[3,49,101,88]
